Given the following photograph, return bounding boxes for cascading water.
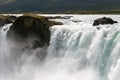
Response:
[0,24,12,75]
[0,15,120,80]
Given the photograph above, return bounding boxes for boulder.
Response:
[7,13,62,47]
[93,17,118,26]
[7,13,63,60]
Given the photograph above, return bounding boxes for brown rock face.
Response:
[93,17,118,26]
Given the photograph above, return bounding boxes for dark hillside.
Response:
[0,0,120,12]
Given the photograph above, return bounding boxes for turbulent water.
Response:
[0,15,120,80]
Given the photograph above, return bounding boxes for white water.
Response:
[0,15,120,80]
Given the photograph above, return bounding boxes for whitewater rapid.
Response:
[0,15,120,80]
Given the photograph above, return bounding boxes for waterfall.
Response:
[0,24,13,78]
[47,16,120,80]
[0,15,120,80]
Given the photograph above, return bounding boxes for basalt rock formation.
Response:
[7,14,63,60]
[93,17,118,26]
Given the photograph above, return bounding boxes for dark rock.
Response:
[0,15,13,27]
[96,27,100,30]
[49,20,63,25]
[7,14,62,45]
[7,13,63,60]
[93,17,118,26]
[0,15,17,27]
[8,16,17,22]
[0,19,12,26]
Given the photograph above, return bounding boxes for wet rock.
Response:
[0,15,13,27]
[93,17,118,26]
[7,13,63,60]
[8,16,17,22]
[7,14,62,45]
[0,15,17,27]
[96,27,100,30]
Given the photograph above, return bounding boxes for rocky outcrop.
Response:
[7,14,62,46]
[8,16,17,22]
[7,14,63,60]
[93,17,118,26]
[0,15,17,27]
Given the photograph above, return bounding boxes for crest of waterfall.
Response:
[47,15,120,80]
[0,15,120,80]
